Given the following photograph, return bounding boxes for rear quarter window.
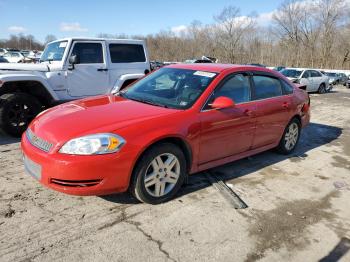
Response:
[109,44,146,63]
[281,80,294,95]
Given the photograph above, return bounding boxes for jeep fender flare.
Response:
[0,74,59,101]
[111,73,145,94]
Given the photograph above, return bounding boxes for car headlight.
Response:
[59,133,126,155]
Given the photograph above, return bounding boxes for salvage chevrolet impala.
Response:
[21,64,310,204]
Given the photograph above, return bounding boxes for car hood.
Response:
[29,95,178,145]
[0,63,51,72]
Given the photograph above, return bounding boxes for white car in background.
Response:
[2,51,25,63]
[280,68,329,93]
[0,48,7,56]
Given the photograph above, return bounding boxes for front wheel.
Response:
[0,93,42,137]
[277,118,301,155]
[130,143,187,204]
[318,83,326,94]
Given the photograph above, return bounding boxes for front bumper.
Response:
[21,133,138,196]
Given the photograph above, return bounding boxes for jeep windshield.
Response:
[40,41,68,62]
[120,68,217,110]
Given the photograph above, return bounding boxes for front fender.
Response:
[0,73,59,100]
[110,73,145,94]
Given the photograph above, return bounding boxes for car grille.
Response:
[26,129,53,153]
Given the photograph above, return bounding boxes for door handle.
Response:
[282,102,290,108]
[97,68,108,71]
[244,109,254,116]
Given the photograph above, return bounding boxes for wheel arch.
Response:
[0,80,55,107]
[129,135,193,184]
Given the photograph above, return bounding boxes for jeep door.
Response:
[66,41,109,97]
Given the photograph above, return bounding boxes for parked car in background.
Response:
[347,76,350,88]
[325,72,340,86]
[2,51,25,63]
[0,37,151,136]
[20,50,30,57]
[6,48,20,52]
[21,64,310,204]
[280,68,329,93]
[274,66,286,71]
[248,63,266,67]
[0,57,9,63]
[26,51,43,63]
[337,73,348,86]
[0,48,7,56]
[150,61,164,70]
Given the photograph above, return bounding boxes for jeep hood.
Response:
[29,95,179,145]
[0,63,50,72]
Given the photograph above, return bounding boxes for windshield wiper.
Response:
[128,96,169,108]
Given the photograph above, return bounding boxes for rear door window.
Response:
[311,70,322,77]
[302,71,311,78]
[252,75,282,100]
[109,44,146,63]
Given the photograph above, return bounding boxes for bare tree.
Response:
[214,6,256,63]
[44,34,57,44]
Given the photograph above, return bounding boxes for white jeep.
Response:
[0,37,150,136]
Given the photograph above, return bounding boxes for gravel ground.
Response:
[0,86,350,262]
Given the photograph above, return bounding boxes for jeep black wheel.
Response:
[0,93,42,137]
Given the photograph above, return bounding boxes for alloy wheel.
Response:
[144,153,180,197]
[284,122,299,150]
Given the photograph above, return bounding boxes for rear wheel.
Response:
[0,93,42,137]
[277,118,301,155]
[130,143,186,204]
[318,83,326,94]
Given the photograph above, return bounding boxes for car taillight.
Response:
[302,98,310,112]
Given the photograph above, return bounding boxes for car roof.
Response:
[166,63,273,73]
[48,37,145,45]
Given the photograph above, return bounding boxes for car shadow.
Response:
[101,122,342,204]
[0,130,20,146]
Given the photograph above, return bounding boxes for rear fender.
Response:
[111,73,145,94]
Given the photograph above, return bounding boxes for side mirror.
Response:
[210,96,235,109]
[68,55,79,70]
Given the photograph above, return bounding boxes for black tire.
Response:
[276,118,301,155]
[318,83,326,94]
[130,143,187,204]
[0,93,42,137]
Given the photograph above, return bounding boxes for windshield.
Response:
[326,73,337,77]
[40,41,68,62]
[280,69,302,78]
[121,68,217,109]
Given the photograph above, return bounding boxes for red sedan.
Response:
[21,64,310,204]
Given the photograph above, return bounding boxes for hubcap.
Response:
[144,153,180,197]
[285,123,299,150]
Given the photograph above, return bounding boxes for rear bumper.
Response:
[21,133,138,196]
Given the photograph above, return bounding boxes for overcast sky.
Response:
[0,0,283,42]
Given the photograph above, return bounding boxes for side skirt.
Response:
[196,142,279,173]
